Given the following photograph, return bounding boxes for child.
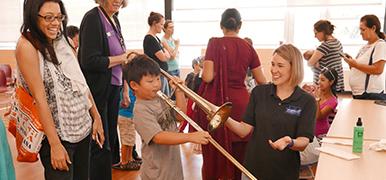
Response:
[113,83,141,170]
[123,54,211,180]
[185,57,202,91]
[300,68,339,166]
[180,57,203,132]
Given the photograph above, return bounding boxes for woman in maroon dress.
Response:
[194,8,267,180]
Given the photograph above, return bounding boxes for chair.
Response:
[0,64,13,85]
[299,163,316,179]
[328,109,337,125]
[0,71,8,93]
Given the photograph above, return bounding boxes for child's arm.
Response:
[152,131,210,145]
[169,77,187,122]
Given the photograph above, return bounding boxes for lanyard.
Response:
[98,7,126,50]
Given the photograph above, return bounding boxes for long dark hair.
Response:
[360,14,385,40]
[321,68,339,97]
[20,0,69,65]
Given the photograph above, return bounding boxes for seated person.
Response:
[122,54,210,179]
[300,68,339,166]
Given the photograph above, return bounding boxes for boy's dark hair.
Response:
[191,56,203,68]
[123,53,161,88]
[66,25,79,39]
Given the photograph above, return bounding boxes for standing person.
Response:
[162,20,180,77]
[303,20,344,92]
[113,81,141,171]
[143,12,171,95]
[343,14,386,100]
[225,44,316,180]
[195,8,267,180]
[15,0,104,179]
[0,119,15,180]
[66,25,79,50]
[123,54,211,180]
[78,0,129,179]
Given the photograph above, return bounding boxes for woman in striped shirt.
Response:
[303,20,345,92]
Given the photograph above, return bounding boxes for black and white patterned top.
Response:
[18,37,92,143]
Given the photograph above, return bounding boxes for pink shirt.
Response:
[315,96,338,136]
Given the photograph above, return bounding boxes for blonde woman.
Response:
[226,44,316,180]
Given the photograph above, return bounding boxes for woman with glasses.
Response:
[303,20,344,92]
[343,15,386,100]
[78,0,130,179]
[15,0,104,179]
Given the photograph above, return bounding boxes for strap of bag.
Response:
[364,45,376,92]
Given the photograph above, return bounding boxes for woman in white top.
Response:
[162,20,180,77]
[15,0,104,179]
[343,14,386,100]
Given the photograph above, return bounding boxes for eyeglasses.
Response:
[38,14,66,23]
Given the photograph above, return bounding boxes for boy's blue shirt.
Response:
[119,87,136,118]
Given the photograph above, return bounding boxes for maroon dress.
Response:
[194,37,261,180]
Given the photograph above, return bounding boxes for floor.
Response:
[2,91,351,180]
[1,90,202,180]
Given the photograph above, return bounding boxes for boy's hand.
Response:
[169,76,184,91]
[189,131,211,145]
[120,93,130,108]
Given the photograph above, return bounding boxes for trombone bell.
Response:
[207,102,232,131]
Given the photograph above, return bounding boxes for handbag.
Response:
[7,85,45,162]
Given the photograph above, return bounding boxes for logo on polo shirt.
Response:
[285,105,302,116]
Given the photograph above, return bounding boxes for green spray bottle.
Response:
[352,117,364,153]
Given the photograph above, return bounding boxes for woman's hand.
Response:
[50,143,71,171]
[92,116,105,149]
[342,55,356,69]
[268,136,292,151]
[302,83,316,95]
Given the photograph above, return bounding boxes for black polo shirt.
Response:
[243,83,316,180]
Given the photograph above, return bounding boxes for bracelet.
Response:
[286,138,294,149]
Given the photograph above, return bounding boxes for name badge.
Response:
[106,32,112,37]
[285,105,302,116]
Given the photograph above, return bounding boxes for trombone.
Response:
[158,69,257,180]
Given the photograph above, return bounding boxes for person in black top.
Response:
[185,56,203,92]
[143,12,171,95]
[78,0,130,179]
[225,44,316,180]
